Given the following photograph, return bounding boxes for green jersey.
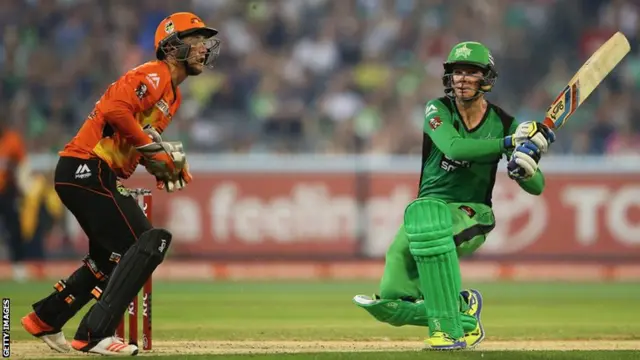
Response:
[418,97,519,205]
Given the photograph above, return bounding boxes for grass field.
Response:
[2,281,640,359]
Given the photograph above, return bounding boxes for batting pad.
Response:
[404,198,464,339]
[82,228,172,338]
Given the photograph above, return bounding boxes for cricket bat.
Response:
[543,31,631,130]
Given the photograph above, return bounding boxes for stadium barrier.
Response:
[2,154,639,281]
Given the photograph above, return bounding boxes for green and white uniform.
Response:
[355,41,547,341]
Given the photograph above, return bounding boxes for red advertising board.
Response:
[55,171,640,260]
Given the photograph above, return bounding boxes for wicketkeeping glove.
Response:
[137,141,185,180]
[503,121,556,153]
[507,140,541,181]
[156,160,193,193]
[143,124,163,143]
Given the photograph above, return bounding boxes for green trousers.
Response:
[379,202,495,300]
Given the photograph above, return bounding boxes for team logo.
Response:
[135,83,148,99]
[454,44,472,59]
[429,116,443,130]
[116,182,130,197]
[164,20,175,34]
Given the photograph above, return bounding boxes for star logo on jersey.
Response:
[455,44,472,59]
[429,116,443,130]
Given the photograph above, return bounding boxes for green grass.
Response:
[3,281,640,359]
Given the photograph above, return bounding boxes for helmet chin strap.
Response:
[457,89,484,102]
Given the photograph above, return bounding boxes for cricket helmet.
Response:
[154,12,220,68]
[442,41,498,98]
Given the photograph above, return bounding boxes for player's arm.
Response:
[100,71,182,175]
[424,100,508,161]
[99,74,161,148]
[505,121,546,195]
[517,168,545,195]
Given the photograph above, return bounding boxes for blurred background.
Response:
[2,0,640,282]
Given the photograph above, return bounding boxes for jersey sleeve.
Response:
[516,168,545,195]
[503,120,519,158]
[423,99,506,161]
[100,67,170,148]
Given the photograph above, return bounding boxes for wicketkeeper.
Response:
[353,42,556,350]
[21,12,220,356]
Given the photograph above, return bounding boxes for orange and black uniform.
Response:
[54,60,181,272]
[0,128,26,262]
[25,11,217,344]
[30,61,182,331]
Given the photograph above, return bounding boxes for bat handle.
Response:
[542,117,556,130]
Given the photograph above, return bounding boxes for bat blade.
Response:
[543,31,630,130]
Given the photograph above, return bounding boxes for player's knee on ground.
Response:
[353,296,429,327]
[404,198,455,257]
[32,255,114,330]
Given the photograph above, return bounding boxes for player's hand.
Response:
[504,121,556,153]
[156,161,192,193]
[137,141,185,179]
[507,141,541,181]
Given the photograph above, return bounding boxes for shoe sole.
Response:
[72,339,139,356]
[466,289,485,349]
[425,341,467,351]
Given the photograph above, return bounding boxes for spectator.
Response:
[0,0,638,155]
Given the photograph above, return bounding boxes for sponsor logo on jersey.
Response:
[146,73,161,89]
[155,100,170,118]
[440,155,470,172]
[459,205,476,218]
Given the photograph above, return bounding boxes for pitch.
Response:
[4,281,640,359]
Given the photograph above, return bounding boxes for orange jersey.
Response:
[60,60,182,179]
[0,129,26,193]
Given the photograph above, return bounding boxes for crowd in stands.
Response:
[1,0,639,156]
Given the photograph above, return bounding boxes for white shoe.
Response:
[41,332,72,353]
[21,312,71,353]
[72,336,139,356]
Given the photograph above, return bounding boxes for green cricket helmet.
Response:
[442,41,498,99]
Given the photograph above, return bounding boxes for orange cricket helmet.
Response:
[154,12,220,68]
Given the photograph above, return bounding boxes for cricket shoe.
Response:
[21,311,71,353]
[424,331,467,350]
[71,336,139,356]
[461,289,485,349]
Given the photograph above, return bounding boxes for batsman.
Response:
[353,42,556,350]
